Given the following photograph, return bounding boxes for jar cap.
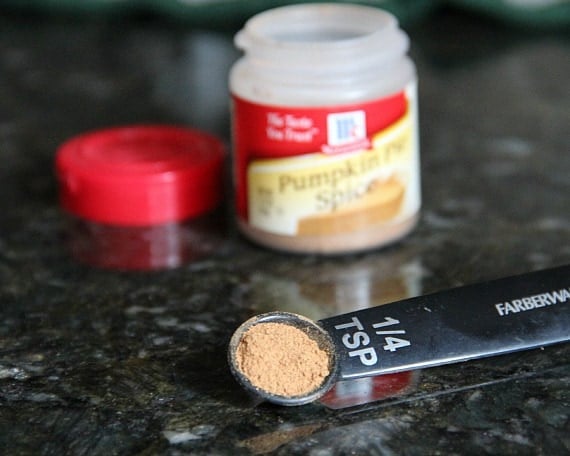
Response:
[56,125,225,226]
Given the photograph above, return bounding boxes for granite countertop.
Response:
[0,8,569,455]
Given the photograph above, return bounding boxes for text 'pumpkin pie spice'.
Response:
[235,322,331,397]
[230,4,421,254]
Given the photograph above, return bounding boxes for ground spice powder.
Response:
[235,322,331,397]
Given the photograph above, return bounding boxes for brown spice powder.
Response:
[235,322,331,397]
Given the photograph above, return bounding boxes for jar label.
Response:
[232,83,420,237]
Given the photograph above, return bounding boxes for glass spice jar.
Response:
[230,3,421,254]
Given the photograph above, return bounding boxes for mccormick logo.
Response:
[323,110,370,155]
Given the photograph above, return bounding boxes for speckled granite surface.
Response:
[0,9,569,455]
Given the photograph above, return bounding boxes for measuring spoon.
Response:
[228,265,569,406]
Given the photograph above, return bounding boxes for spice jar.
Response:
[55,125,225,270]
[230,3,420,254]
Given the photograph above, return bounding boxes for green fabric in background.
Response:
[0,0,434,27]
[2,0,569,28]
[449,0,570,28]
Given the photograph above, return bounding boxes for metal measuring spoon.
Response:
[228,265,569,406]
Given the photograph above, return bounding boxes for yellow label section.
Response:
[248,108,419,236]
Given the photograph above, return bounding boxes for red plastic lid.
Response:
[56,125,225,226]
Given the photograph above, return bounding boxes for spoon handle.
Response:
[319,265,570,380]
